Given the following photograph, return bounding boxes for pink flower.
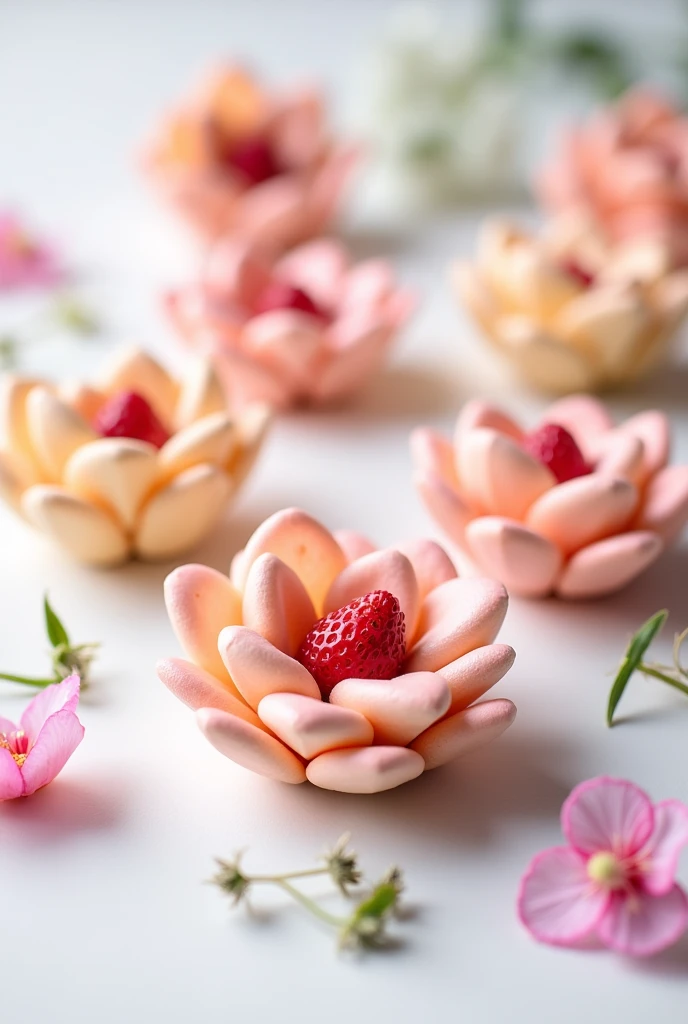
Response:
[0,675,85,799]
[0,213,64,290]
[518,777,688,957]
[166,238,414,409]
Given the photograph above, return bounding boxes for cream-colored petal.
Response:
[464,516,562,598]
[157,656,258,725]
[218,625,320,707]
[173,359,227,429]
[64,438,158,529]
[58,382,107,422]
[441,644,516,714]
[135,463,232,560]
[494,317,596,394]
[410,698,516,770]
[21,485,129,566]
[241,553,317,658]
[257,692,372,760]
[225,403,271,488]
[158,411,240,479]
[554,284,650,373]
[324,549,420,638]
[306,746,424,793]
[99,345,178,424]
[526,475,638,556]
[457,427,555,520]
[634,465,688,544]
[0,375,43,471]
[25,386,97,481]
[0,448,36,512]
[329,671,450,746]
[197,707,307,784]
[451,261,500,335]
[396,538,458,605]
[556,531,663,599]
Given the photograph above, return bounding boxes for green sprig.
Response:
[0,594,99,690]
[607,610,688,726]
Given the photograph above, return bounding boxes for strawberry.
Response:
[523,422,592,484]
[297,590,406,700]
[560,258,596,289]
[223,135,280,186]
[254,279,329,321]
[94,391,170,449]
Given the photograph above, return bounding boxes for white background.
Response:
[1,2,687,1021]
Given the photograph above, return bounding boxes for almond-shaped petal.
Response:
[25,387,97,481]
[541,395,614,459]
[496,318,596,394]
[58,382,107,423]
[197,707,306,784]
[213,346,290,409]
[173,359,227,430]
[241,553,317,658]
[555,285,650,372]
[20,674,80,744]
[311,324,390,404]
[634,465,688,544]
[594,432,645,486]
[642,801,688,897]
[257,693,372,760]
[329,672,450,746]
[241,310,323,390]
[219,625,320,708]
[562,776,655,858]
[410,697,516,769]
[441,644,516,714]
[306,746,425,794]
[597,886,688,958]
[333,529,376,564]
[0,375,43,472]
[64,438,158,530]
[413,470,473,549]
[135,464,232,560]
[157,657,260,726]
[276,238,348,310]
[324,549,420,637]
[20,708,85,796]
[406,577,509,672]
[99,346,178,424]
[453,398,524,444]
[617,410,670,485]
[0,447,36,512]
[158,412,239,479]
[457,427,555,520]
[409,426,461,489]
[164,563,243,686]
[21,485,130,566]
[465,516,562,598]
[0,748,25,800]
[526,475,638,556]
[556,530,663,599]
[396,539,458,606]
[225,402,271,489]
[517,846,610,947]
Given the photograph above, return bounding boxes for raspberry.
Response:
[523,422,592,484]
[254,280,329,321]
[297,590,406,700]
[223,135,280,186]
[560,258,595,289]
[94,391,170,449]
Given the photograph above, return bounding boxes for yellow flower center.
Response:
[587,851,626,890]
[0,729,29,767]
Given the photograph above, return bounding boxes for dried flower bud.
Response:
[210,857,251,905]
[324,833,362,894]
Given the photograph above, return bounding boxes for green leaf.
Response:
[44,594,70,649]
[607,609,668,727]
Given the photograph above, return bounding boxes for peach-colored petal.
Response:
[396,538,458,604]
[456,427,555,520]
[173,358,229,430]
[164,563,243,687]
[441,644,516,714]
[454,399,524,443]
[405,577,508,673]
[226,402,271,488]
[634,465,688,544]
[413,471,472,548]
[212,345,290,409]
[204,239,272,308]
[271,89,326,170]
[594,432,645,486]
[329,671,450,746]
[234,175,310,250]
[0,448,35,512]
[409,426,460,489]
[64,438,158,530]
[324,549,420,637]
[541,395,614,458]
[197,707,306,784]
[21,486,129,566]
[410,698,517,769]
[25,386,97,481]
[257,692,373,760]
[134,463,232,560]
[340,259,395,313]
[218,625,320,708]
[464,516,563,598]
[617,410,670,484]
[241,553,317,657]
[306,745,424,793]
[556,531,663,599]
[333,529,377,563]
[311,324,390,403]
[0,375,43,473]
[275,237,348,310]
[158,412,239,478]
[157,656,259,726]
[526,476,638,556]
[59,382,107,422]
[240,310,323,391]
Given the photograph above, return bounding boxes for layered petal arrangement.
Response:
[453,218,688,393]
[518,777,688,957]
[143,64,356,247]
[158,507,517,794]
[166,237,414,408]
[0,347,270,566]
[0,675,84,800]
[411,395,688,599]
[538,88,688,268]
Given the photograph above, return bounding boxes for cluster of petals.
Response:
[0,346,270,565]
[538,88,688,269]
[0,212,63,291]
[143,64,356,248]
[157,507,517,794]
[454,217,688,393]
[166,237,414,409]
[518,777,688,957]
[412,395,688,598]
[0,675,84,800]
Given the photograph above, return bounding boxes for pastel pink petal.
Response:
[562,776,655,858]
[306,144,358,230]
[635,465,688,544]
[257,693,373,760]
[196,707,306,784]
[454,399,524,443]
[0,714,18,735]
[271,91,325,170]
[20,674,80,744]
[324,549,420,637]
[341,259,394,312]
[306,745,425,794]
[594,432,645,486]
[410,426,461,489]
[234,176,308,250]
[406,577,509,673]
[396,538,458,605]
[156,657,261,726]
[518,846,610,947]
[313,324,390,403]
[465,517,562,598]
[218,625,320,708]
[414,470,472,548]
[410,697,516,768]
[618,410,670,483]
[20,708,85,796]
[642,800,688,896]
[441,644,516,714]
[204,239,272,307]
[329,671,450,746]
[333,529,377,563]
[556,531,663,599]
[526,476,638,557]
[242,553,317,657]
[275,238,348,309]
[597,886,688,957]
[541,395,614,459]
[212,346,290,410]
[457,428,555,520]
[241,310,323,389]
[0,748,24,800]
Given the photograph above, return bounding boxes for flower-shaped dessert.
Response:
[453,218,688,393]
[0,675,84,800]
[538,89,688,268]
[411,395,688,599]
[158,507,516,794]
[143,64,356,247]
[166,237,414,408]
[0,347,270,566]
[0,212,63,291]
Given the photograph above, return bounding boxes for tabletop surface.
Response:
[1,2,687,1021]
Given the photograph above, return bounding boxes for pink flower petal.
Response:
[597,885,688,957]
[0,714,18,735]
[413,470,472,549]
[324,549,420,638]
[517,846,610,946]
[20,674,80,745]
[275,238,348,309]
[218,625,320,708]
[196,706,306,784]
[0,748,24,800]
[333,529,376,563]
[562,777,655,858]
[156,656,261,726]
[642,800,688,896]
[396,538,458,606]
[242,552,317,657]
[20,708,85,796]
[409,426,461,489]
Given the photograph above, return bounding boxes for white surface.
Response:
[1,2,688,1022]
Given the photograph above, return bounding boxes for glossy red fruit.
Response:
[560,258,596,289]
[94,391,170,449]
[523,422,592,484]
[297,589,406,701]
[224,135,280,186]
[254,279,329,320]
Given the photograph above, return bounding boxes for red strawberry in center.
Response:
[254,279,330,321]
[560,258,596,289]
[523,422,591,484]
[94,390,170,449]
[223,135,280,186]
[297,589,406,701]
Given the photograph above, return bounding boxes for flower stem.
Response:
[640,664,688,698]
[249,867,331,884]
[275,879,345,928]
[0,671,56,688]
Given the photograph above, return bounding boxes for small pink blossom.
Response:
[518,776,688,957]
[0,212,64,290]
[0,675,85,799]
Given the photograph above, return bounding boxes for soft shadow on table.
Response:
[630,930,688,978]
[623,358,688,418]
[0,774,124,841]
